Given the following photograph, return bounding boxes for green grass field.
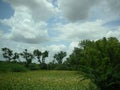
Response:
[0,70,97,90]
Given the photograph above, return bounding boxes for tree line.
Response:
[1,37,120,89]
[1,48,67,69]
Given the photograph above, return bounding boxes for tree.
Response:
[64,47,83,70]
[38,50,48,69]
[33,49,42,64]
[1,47,13,62]
[12,52,20,62]
[54,51,67,64]
[20,49,34,67]
[66,37,120,90]
[42,50,49,63]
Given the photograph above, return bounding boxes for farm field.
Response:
[0,70,96,90]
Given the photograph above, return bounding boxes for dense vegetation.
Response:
[0,37,120,90]
[65,37,120,90]
[0,61,28,72]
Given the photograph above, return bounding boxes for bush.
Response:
[10,64,28,72]
[0,61,28,72]
[54,64,69,70]
[28,63,40,70]
[40,63,47,70]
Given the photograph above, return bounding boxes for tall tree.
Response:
[20,49,34,67]
[67,37,120,90]
[33,49,42,64]
[12,52,19,62]
[54,51,67,64]
[42,50,49,63]
[1,47,13,62]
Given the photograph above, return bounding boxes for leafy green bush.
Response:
[10,64,28,72]
[54,64,69,70]
[0,61,28,72]
[67,37,120,90]
[40,63,47,70]
[28,63,40,70]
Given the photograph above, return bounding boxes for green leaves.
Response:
[67,37,120,90]
[2,47,13,62]
[21,49,34,67]
[54,51,67,64]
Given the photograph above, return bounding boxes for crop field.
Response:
[0,70,97,90]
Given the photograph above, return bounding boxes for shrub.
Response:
[28,63,40,70]
[0,61,28,72]
[40,63,47,70]
[54,64,69,70]
[10,64,28,72]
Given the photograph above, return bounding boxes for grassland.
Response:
[0,70,97,90]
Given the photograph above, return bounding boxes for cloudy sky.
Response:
[0,0,120,61]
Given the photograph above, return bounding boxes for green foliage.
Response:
[33,49,42,63]
[12,52,20,62]
[47,61,57,70]
[54,51,67,64]
[54,64,69,70]
[1,47,13,62]
[42,50,49,63]
[28,63,40,70]
[40,63,48,70]
[33,50,49,69]
[67,37,120,90]
[11,64,29,72]
[0,61,28,73]
[20,49,34,67]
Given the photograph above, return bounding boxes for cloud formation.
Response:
[0,0,120,62]
[0,0,58,43]
[58,0,99,22]
[3,0,57,21]
[56,20,109,41]
[58,0,120,22]
[0,9,49,43]
[107,0,120,13]
[106,26,120,39]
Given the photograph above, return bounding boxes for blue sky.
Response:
[0,0,120,61]
[0,0,14,19]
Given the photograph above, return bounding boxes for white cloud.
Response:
[56,20,109,41]
[45,44,67,62]
[1,0,120,63]
[106,27,120,40]
[58,0,100,22]
[48,44,66,52]
[3,0,57,21]
[67,41,79,55]
[0,5,50,43]
[58,0,120,22]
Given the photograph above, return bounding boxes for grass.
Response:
[0,70,97,90]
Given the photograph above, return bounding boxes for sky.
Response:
[0,0,120,62]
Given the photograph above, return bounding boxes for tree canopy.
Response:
[66,37,120,90]
[54,51,67,64]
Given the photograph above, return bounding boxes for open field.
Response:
[0,70,97,90]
